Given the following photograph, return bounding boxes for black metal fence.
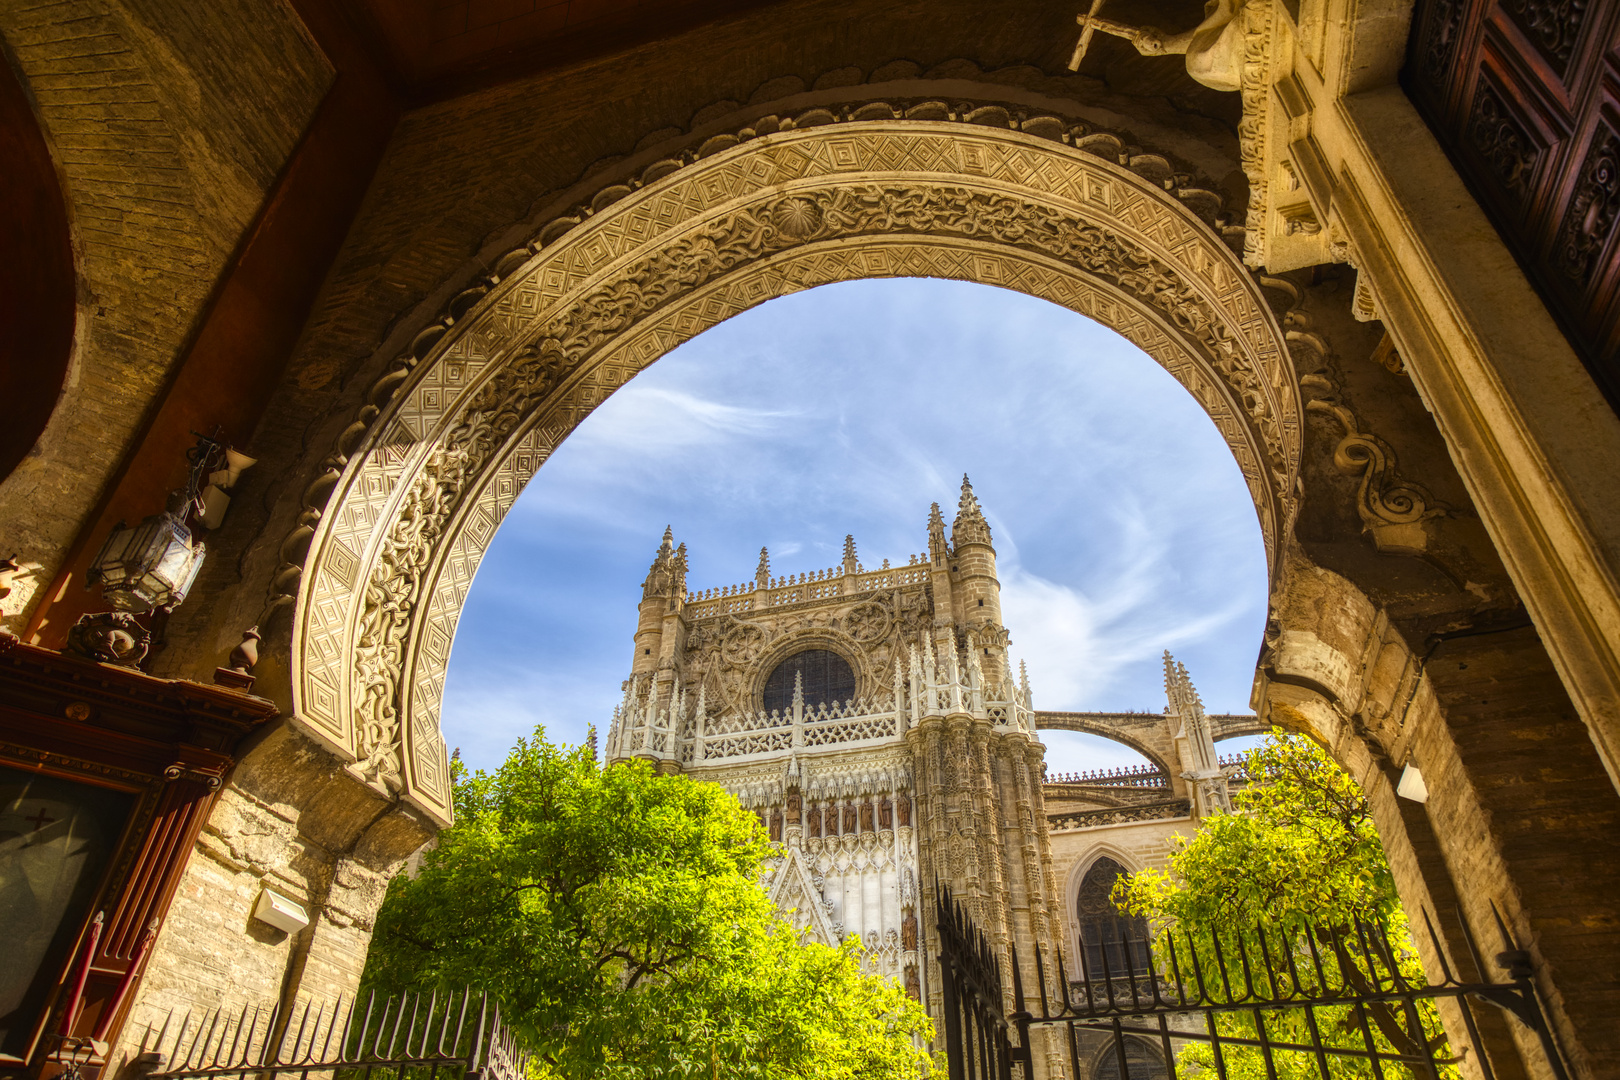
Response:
[935,884,1020,1080]
[938,895,1574,1080]
[132,989,529,1080]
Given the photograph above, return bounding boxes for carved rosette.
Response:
[292,121,1301,825]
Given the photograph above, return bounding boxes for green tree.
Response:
[364,731,938,1079]
[1113,732,1455,1079]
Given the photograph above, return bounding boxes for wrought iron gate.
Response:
[935,886,1572,1080]
[936,885,1020,1080]
[125,988,529,1080]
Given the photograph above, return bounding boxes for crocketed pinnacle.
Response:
[842,534,859,573]
[1162,650,1205,717]
[927,501,949,562]
[951,474,993,548]
[755,545,771,585]
[642,526,682,599]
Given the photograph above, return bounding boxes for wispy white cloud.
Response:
[1002,563,1255,710]
[568,386,801,455]
[442,278,1268,775]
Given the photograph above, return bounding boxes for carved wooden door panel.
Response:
[1406,0,1620,409]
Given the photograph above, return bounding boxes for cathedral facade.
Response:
[606,479,1062,1022]
[602,480,1249,1074]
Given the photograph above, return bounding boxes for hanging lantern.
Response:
[89,509,206,612]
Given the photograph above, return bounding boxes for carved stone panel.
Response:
[292,121,1301,825]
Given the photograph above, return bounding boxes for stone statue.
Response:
[904,966,921,1001]
[843,802,858,833]
[1068,0,1247,92]
[786,788,802,825]
[769,808,782,843]
[859,800,874,833]
[807,802,821,837]
[897,792,912,827]
[902,911,918,951]
[879,796,893,829]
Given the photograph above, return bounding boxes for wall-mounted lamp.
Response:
[86,434,241,612]
[1396,763,1429,804]
[88,505,206,612]
[252,887,310,935]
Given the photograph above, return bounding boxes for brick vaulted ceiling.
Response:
[329,0,1238,104]
[338,0,796,99]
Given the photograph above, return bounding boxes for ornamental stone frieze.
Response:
[291,117,1302,826]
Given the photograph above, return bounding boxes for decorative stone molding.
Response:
[291,118,1302,825]
[1306,397,1447,555]
[1048,800,1190,830]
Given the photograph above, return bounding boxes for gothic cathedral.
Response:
[607,477,1056,1015]
[604,476,1238,1057]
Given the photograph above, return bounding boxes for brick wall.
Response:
[0,0,331,630]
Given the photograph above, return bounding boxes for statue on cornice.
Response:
[1069,0,1248,92]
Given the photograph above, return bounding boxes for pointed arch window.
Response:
[1075,856,1152,981]
[1092,1036,1168,1080]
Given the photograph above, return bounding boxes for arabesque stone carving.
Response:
[292,119,1301,825]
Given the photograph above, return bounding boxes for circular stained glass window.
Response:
[763,649,855,714]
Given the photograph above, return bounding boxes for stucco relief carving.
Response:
[293,120,1300,824]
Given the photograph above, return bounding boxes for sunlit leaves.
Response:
[1113,732,1455,1080]
[365,732,938,1078]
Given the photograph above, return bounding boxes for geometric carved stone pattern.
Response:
[292,121,1303,825]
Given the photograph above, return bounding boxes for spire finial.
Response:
[842,534,858,574]
[643,527,682,599]
[951,475,992,548]
[756,546,770,586]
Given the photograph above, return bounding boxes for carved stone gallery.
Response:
[2,0,1620,1077]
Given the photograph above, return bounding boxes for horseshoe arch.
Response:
[291,119,1302,824]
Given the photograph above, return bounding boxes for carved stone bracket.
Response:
[163,762,224,790]
[1306,397,1447,554]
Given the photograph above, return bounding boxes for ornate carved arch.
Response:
[291,120,1301,823]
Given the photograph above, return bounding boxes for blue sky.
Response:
[440,278,1270,774]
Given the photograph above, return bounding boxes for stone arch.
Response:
[1090,1036,1168,1080]
[291,118,1300,824]
[0,58,74,487]
[1064,848,1152,983]
[1211,714,1269,741]
[1035,714,1174,777]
